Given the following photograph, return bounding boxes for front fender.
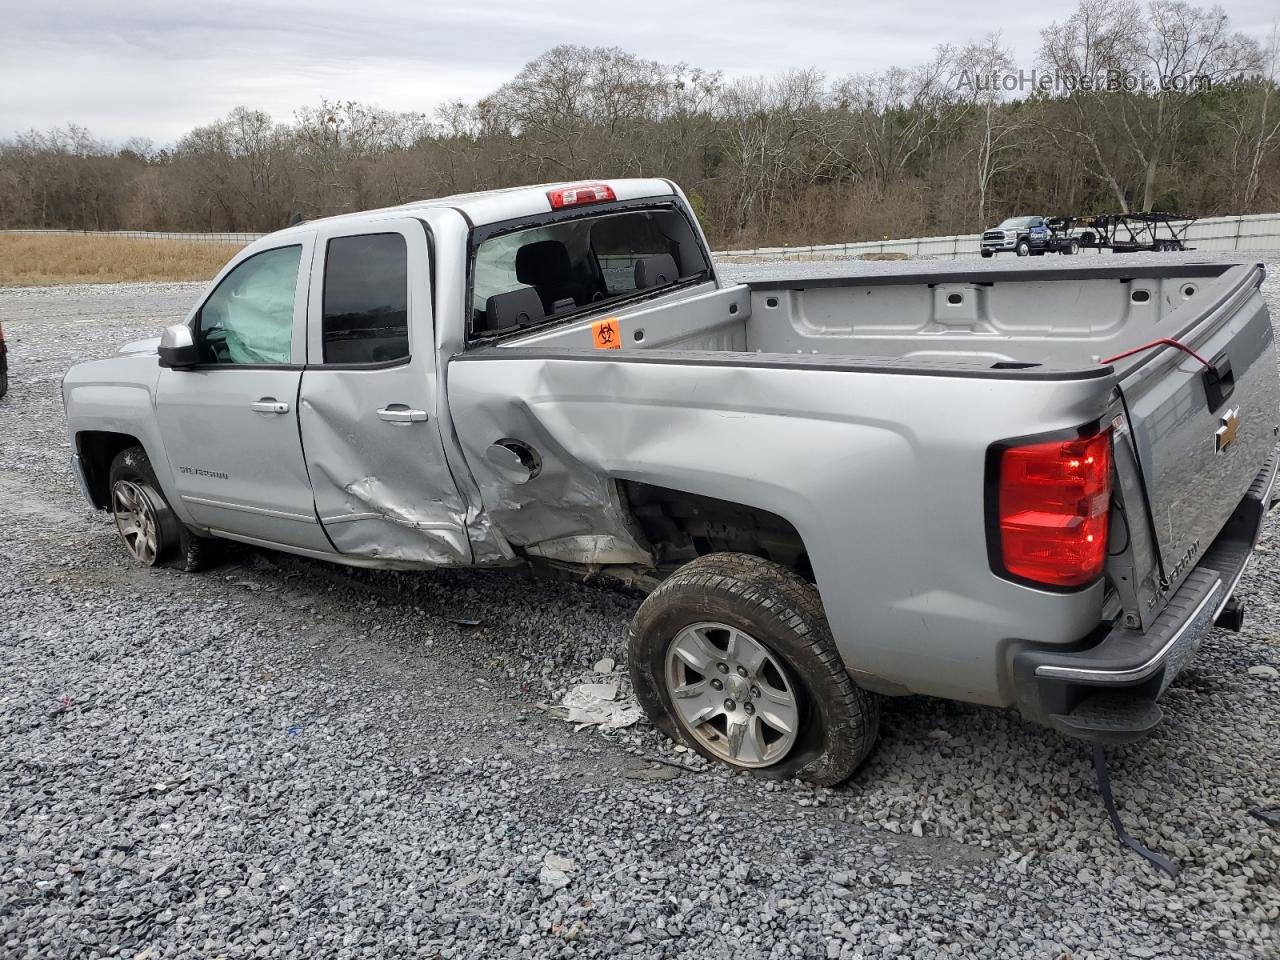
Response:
[62,356,194,525]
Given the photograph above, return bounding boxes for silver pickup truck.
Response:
[62,179,1279,785]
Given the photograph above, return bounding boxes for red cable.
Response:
[1100,338,1216,373]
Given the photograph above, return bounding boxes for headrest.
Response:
[482,287,545,333]
[633,254,679,289]
[515,240,572,286]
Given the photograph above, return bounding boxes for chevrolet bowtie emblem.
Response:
[1216,407,1241,452]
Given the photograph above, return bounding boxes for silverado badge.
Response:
[1216,407,1241,452]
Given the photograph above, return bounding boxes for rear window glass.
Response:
[471,208,709,337]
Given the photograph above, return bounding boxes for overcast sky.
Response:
[2,0,1277,144]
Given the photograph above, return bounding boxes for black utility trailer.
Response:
[1075,213,1196,253]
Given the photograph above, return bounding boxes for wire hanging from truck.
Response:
[1100,338,1217,374]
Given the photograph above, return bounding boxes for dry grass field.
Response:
[0,234,243,286]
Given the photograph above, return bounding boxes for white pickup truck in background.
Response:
[62,179,1280,786]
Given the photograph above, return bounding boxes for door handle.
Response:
[378,405,429,424]
[250,398,290,414]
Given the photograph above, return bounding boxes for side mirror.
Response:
[157,324,199,369]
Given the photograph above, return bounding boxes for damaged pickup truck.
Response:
[63,179,1279,786]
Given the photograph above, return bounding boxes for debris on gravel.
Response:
[1,254,1278,959]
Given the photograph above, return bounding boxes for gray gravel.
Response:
[1,256,1279,959]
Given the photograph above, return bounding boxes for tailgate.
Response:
[1117,263,1280,595]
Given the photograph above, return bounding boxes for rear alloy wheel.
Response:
[108,446,220,571]
[665,622,800,767]
[629,553,879,785]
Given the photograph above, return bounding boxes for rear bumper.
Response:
[1011,448,1278,742]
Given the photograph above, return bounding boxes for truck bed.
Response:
[455,253,1277,704]
[509,254,1259,374]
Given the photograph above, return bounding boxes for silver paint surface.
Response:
[60,179,1280,710]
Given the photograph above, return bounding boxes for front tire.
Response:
[1016,239,1030,257]
[628,553,879,786]
[108,446,220,571]
[980,249,994,258]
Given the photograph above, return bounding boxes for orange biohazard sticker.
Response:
[592,317,621,350]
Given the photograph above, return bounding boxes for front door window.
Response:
[197,245,302,365]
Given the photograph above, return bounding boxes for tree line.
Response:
[1,0,1277,249]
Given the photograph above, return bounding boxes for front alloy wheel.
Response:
[112,479,161,565]
[665,622,800,767]
[107,445,220,571]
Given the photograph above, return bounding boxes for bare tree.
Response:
[957,33,1033,225]
[1215,21,1280,208]
[834,46,959,191]
[1129,1,1260,209]
[1040,0,1146,211]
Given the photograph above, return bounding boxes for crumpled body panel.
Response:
[441,358,653,566]
[446,346,1116,706]
[299,365,473,566]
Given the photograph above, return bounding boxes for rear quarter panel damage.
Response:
[447,350,1117,705]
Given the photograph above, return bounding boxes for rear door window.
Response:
[321,233,409,364]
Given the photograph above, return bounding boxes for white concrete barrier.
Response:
[717,212,1280,260]
[5,213,1279,259]
[1,228,265,245]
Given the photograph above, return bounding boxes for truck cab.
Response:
[982,215,1052,257]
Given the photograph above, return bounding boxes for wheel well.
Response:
[618,480,812,581]
[76,431,141,510]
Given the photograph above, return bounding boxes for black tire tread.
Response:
[629,552,878,786]
[109,445,220,572]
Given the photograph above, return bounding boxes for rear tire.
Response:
[108,446,220,572]
[628,553,879,786]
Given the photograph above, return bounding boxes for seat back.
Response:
[633,254,679,290]
[481,286,545,334]
[515,240,578,312]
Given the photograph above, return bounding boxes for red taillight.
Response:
[546,183,616,209]
[995,429,1112,588]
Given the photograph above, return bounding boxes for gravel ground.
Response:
[1,254,1279,959]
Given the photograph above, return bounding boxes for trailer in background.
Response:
[1076,213,1196,253]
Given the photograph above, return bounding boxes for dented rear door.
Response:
[298,218,471,565]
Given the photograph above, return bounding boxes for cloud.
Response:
[1,0,1274,143]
